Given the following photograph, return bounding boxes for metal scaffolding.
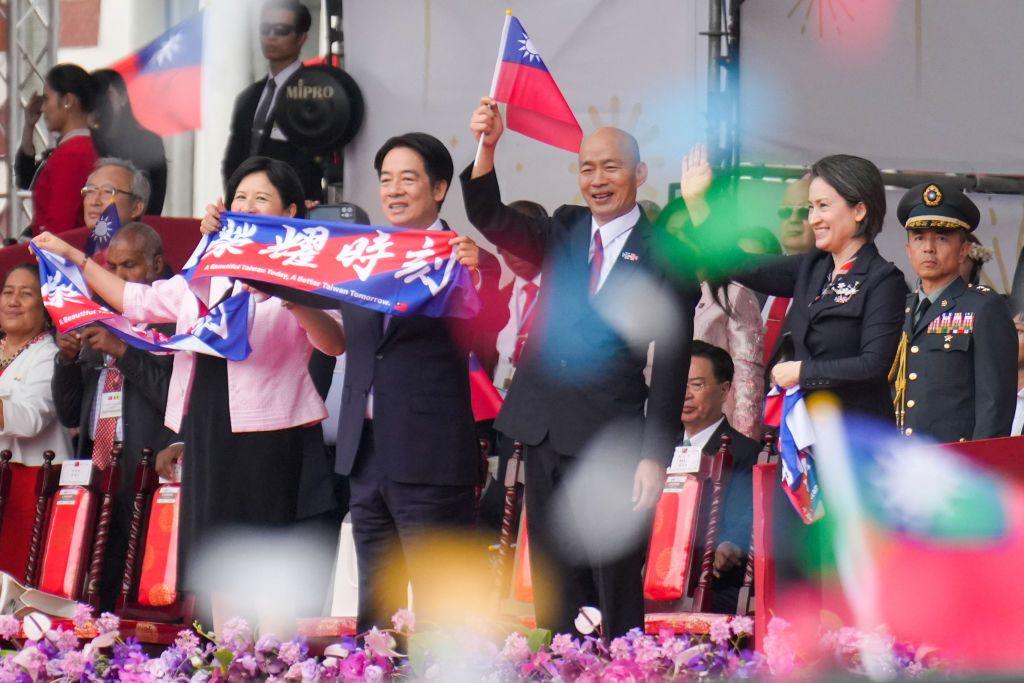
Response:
[1,0,59,239]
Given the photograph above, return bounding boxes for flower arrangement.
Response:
[0,606,942,681]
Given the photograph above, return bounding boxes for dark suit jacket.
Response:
[95,120,167,215]
[333,223,498,486]
[52,328,176,481]
[222,70,325,202]
[901,277,1016,442]
[736,242,908,422]
[685,419,760,550]
[461,166,696,465]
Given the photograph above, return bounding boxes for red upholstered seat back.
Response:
[0,463,42,582]
[512,509,533,603]
[37,486,96,599]
[136,484,180,607]
[643,475,704,601]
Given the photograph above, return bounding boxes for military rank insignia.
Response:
[924,184,943,207]
[927,311,974,334]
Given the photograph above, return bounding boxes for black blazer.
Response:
[686,419,760,550]
[461,166,696,465]
[736,243,908,422]
[333,222,497,486]
[95,120,167,215]
[222,71,325,202]
[52,329,176,476]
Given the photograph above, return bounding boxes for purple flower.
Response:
[363,628,396,657]
[50,627,79,653]
[0,614,21,640]
[339,649,368,679]
[363,663,384,682]
[709,618,732,645]
[175,629,201,654]
[730,615,754,637]
[95,611,120,634]
[218,617,251,648]
[550,633,577,658]
[608,637,631,660]
[390,608,415,634]
[279,639,307,665]
[12,645,49,678]
[59,650,88,678]
[255,634,282,653]
[71,603,93,628]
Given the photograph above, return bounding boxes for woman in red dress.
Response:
[15,63,99,235]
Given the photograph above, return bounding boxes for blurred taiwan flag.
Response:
[809,402,1024,672]
[110,11,204,136]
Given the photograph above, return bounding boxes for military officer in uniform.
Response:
[891,181,1016,441]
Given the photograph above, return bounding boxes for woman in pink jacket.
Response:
[32,157,346,616]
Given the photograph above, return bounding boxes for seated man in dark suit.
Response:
[679,340,760,613]
[52,222,176,610]
[222,0,324,201]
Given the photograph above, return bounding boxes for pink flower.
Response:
[363,628,396,657]
[279,640,304,665]
[51,627,79,652]
[550,633,577,657]
[175,630,201,653]
[609,637,631,660]
[599,658,644,681]
[71,603,93,628]
[363,664,384,682]
[709,618,732,645]
[218,617,251,648]
[0,614,20,639]
[763,617,798,678]
[60,651,88,678]
[95,611,120,634]
[390,608,415,634]
[730,615,754,637]
[13,645,48,678]
[500,633,531,663]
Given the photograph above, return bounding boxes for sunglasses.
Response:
[778,206,810,221]
[260,22,297,37]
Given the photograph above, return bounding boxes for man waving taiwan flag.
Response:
[110,11,203,136]
[485,12,583,153]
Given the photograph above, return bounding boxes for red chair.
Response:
[114,448,194,645]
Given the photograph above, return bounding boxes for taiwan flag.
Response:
[489,14,583,153]
[84,201,121,257]
[810,403,1024,671]
[110,11,203,136]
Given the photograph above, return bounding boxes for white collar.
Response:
[268,59,302,87]
[590,204,640,244]
[684,416,726,452]
[58,128,91,145]
[425,217,443,232]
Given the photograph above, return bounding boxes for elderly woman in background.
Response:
[0,264,72,463]
[16,63,98,235]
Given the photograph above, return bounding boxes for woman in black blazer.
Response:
[681,147,908,423]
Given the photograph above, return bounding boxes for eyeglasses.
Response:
[259,22,297,37]
[81,184,134,201]
[778,206,810,221]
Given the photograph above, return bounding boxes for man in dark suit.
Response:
[52,223,175,610]
[894,181,1016,441]
[462,99,695,638]
[677,341,759,613]
[222,0,323,201]
[333,132,497,632]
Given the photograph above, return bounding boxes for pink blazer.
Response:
[123,276,331,433]
[693,281,765,440]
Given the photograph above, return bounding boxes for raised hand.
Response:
[680,143,713,202]
[469,96,504,149]
[32,231,79,262]
[200,197,227,235]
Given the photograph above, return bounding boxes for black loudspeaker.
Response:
[276,65,365,154]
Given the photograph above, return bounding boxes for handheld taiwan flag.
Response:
[84,202,121,257]
[468,352,503,421]
[485,12,583,153]
[810,404,1024,670]
[767,386,824,524]
[110,11,203,136]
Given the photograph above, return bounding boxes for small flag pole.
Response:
[474,10,513,169]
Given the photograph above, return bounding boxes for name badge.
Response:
[59,459,93,487]
[99,391,123,420]
[669,445,702,474]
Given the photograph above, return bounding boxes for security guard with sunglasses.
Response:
[891,181,1016,442]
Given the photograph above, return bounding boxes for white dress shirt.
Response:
[1012,388,1024,437]
[255,59,302,142]
[493,274,541,395]
[683,416,726,453]
[590,204,641,292]
[0,336,72,464]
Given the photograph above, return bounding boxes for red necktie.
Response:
[589,230,604,295]
[91,363,123,470]
[513,282,539,365]
[763,296,791,365]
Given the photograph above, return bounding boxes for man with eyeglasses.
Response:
[222,0,324,202]
[52,221,174,610]
[80,157,148,236]
[763,175,815,384]
[677,340,759,613]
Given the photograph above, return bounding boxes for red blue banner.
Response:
[84,202,122,257]
[766,386,824,524]
[33,245,253,361]
[180,212,481,318]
